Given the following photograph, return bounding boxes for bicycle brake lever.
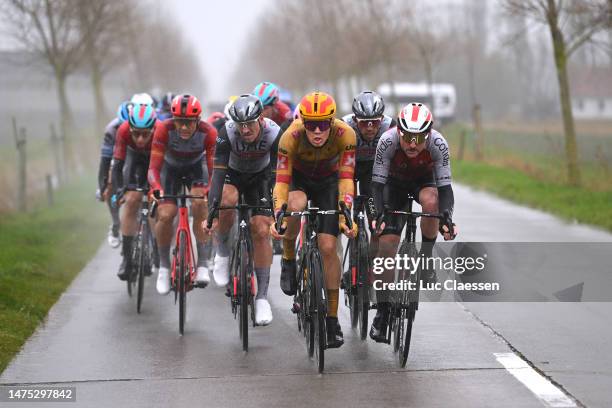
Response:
[276,203,288,235]
[206,199,218,229]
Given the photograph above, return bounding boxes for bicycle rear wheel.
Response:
[239,239,250,352]
[310,249,326,373]
[178,230,188,335]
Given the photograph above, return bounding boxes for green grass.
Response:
[0,175,107,373]
[452,160,612,232]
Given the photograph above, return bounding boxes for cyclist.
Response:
[270,91,357,348]
[156,92,174,121]
[110,103,157,280]
[368,102,458,342]
[253,82,292,126]
[148,94,217,295]
[204,94,281,325]
[340,91,395,286]
[97,101,131,248]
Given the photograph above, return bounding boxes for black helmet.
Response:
[352,91,385,119]
[229,94,263,123]
[160,92,175,112]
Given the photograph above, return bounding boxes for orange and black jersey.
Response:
[273,118,356,212]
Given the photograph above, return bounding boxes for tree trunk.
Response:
[56,72,75,180]
[92,61,108,136]
[547,0,581,186]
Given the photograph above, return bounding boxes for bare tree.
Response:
[502,0,611,186]
[1,0,87,172]
[76,0,131,134]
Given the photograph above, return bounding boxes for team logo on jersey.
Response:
[342,151,356,167]
[277,154,289,170]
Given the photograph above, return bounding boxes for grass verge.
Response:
[452,160,612,232]
[0,175,107,373]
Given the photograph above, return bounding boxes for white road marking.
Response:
[494,352,576,407]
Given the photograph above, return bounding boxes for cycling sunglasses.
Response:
[303,119,332,132]
[399,128,429,144]
[130,128,153,139]
[356,118,382,128]
[236,119,259,129]
[173,117,198,128]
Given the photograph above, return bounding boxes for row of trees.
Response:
[233,0,611,186]
[1,0,206,176]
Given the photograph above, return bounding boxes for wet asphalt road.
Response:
[1,184,611,407]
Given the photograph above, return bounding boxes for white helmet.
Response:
[398,102,433,134]
[130,92,154,106]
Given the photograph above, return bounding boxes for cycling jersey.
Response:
[371,127,454,225]
[273,118,356,213]
[98,117,122,191]
[208,118,281,212]
[372,128,451,187]
[111,121,154,192]
[147,119,217,192]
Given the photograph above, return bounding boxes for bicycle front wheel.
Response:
[357,230,370,340]
[239,239,250,352]
[178,230,188,335]
[310,249,326,373]
[136,224,149,314]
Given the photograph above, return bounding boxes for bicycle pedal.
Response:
[291,303,301,314]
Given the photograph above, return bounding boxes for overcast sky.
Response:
[160,0,270,101]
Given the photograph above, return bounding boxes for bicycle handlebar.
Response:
[206,198,272,229]
[274,201,353,236]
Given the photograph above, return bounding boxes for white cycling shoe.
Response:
[107,225,121,248]
[196,266,210,286]
[213,254,230,286]
[156,267,171,295]
[255,299,273,326]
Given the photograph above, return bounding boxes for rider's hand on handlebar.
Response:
[370,217,385,236]
[270,210,286,240]
[339,216,357,239]
[150,188,164,202]
[440,223,458,241]
[203,217,218,234]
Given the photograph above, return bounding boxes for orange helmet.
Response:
[299,91,336,120]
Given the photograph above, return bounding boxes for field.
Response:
[442,120,612,230]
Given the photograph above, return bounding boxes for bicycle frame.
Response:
[171,194,197,293]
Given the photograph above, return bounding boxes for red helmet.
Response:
[171,94,202,118]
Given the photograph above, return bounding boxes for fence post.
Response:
[15,125,27,212]
[50,123,64,185]
[458,128,466,161]
[46,173,54,206]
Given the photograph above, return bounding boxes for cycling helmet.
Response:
[130,92,154,106]
[171,94,202,118]
[253,82,280,107]
[229,94,263,123]
[223,95,239,119]
[398,102,433,133]
[299,91,336,120]
[116,101,132,123]
[129,103,156,129]
[159,92,174,112]
[352,91,385,119]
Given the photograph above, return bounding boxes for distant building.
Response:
[570,66,612,120]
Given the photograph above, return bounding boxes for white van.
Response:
[377,82,457,125]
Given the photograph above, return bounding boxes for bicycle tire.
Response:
[127,240,138,297]
[302,253,314,358]
[398,240,418,367]
[136,223,149,314]
[178,230,188,335]
[357,230,370,340]
[239,239,250,352]
[311,249,326,373]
